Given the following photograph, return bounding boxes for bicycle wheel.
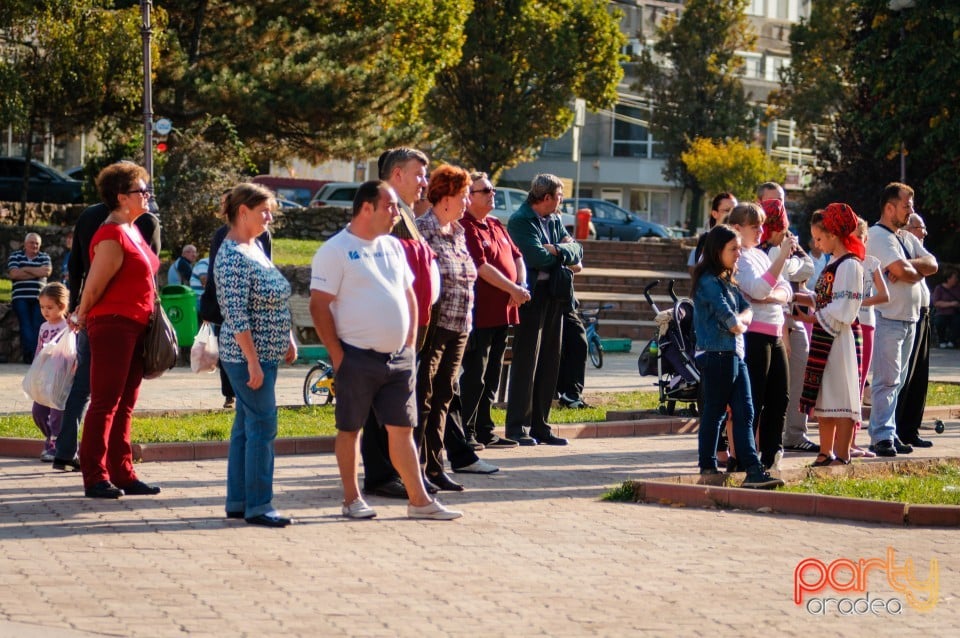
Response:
[303,365,335,406]
[588,335,603,368]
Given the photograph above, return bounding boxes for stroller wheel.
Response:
[688,403,699,417]
[935,419,945,434]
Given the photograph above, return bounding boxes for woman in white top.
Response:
[727,203,796,470]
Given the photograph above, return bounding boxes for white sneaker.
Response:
[939,343,950,349]
[40,451,56,462]
[407,499,462,520]
[452,460,499,474]
[341,498,377,519]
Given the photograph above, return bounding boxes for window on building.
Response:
[612,104,663,159]
[746,0,765,16]
[765,55,790,82]
[630,189,671,226]
[737,52,763,80]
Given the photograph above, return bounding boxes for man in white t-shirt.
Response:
[309,181,461,521]
[866,183,938,457]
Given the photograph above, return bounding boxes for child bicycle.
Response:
[580,303,613,369]
[303,360,336,406]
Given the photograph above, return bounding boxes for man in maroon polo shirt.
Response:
[459,172,531,448]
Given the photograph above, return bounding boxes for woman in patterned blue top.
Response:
[214,183,297,528]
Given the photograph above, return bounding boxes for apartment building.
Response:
[500,0,814,230]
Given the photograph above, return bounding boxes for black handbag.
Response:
[143,294,179,379]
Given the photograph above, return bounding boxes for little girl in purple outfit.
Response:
[32,283,70,462]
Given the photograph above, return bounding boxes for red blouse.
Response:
[87,222,159,325]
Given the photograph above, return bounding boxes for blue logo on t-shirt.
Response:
[348,250,360,261]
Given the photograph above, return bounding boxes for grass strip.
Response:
[780,462,960,506]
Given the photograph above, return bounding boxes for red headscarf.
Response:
[760,198,788,243]
[823,202,865,260]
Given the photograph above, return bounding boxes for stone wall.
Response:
[271,206,352,242]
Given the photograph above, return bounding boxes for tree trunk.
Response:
[17,116,37,226]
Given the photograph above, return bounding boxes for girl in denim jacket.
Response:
[691,225,783,489]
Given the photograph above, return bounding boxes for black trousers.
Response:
[744,332,789,468]
[415,326,469,476]
[505,282,564,440]
[557,308,587,400]
[460,325,510,443]
[896,307,930,442]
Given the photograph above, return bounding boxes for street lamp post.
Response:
[141,0,154,181]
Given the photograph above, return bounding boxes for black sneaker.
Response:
[52,456,80,472]
[869,440,896,457]
[464,435,485,451]
[893,438,915,454]
[742,471,784,490]
[85,481,124,499]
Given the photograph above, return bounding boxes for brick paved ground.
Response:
[1,431,958,637]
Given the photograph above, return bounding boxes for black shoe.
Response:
[464,435,485,451]
[52,456,80,472]
[245,513,292,528]
[421,475,440,495]
[119,479,161,495]
[85,481,123,499]
[516,435,538,446]
[538,434,569,446]
[482,436,519,448]
[904,437,933,448]
[226,511,244,519]
[364,478,408,499]
[893,438,914,454]
[870,440,897,457]
[742,470,785,490]
[725,456,740,473]
[426,472,464,492]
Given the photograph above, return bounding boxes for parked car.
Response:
[276,197,304,211]
[251,176,327,207]
[559,198,670,240]
[308,182,361,208]
[0,157,84,204]
[490,187,596,239]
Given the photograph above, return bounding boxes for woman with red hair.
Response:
[798,203,865,466]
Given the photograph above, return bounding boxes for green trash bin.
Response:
[160,284,198,348]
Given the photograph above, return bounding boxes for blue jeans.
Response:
[868,314,915,445]
[222,360,279,518]
[12,297,42,361]
[697,351,762,473]
[55,329,90,462]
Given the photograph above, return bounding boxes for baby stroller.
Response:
[637,280,700,415]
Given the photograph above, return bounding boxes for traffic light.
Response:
[155,137,168,153]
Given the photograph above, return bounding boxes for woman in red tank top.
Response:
[75,162,162,500]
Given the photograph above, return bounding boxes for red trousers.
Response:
[80,314,146,489]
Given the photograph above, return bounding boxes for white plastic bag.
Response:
[21,329,77,410]
[190,322,219,373]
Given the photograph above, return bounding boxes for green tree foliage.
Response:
[681,138,785,204]
[0,0,151,220]
[153,116,256,253]
[155,0,471,165]
[775,0,960,258]
[424,0,626,180]
[633,0,756,226]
